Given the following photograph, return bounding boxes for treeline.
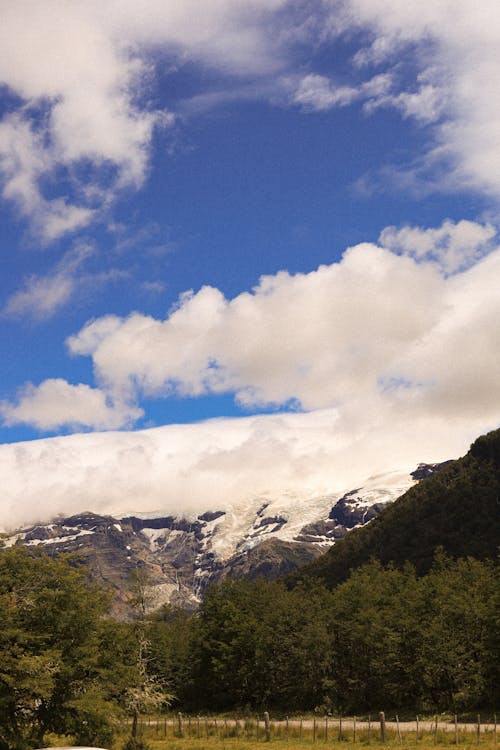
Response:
[0,546,498,750]
[148,553,499,715]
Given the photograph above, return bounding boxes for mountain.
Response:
[291,429,500,589]
[1,464,439,615]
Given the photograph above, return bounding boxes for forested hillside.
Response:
[290,429,500,589]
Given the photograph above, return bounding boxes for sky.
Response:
[0,1,500,528]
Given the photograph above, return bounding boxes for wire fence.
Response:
[125,712,498,745]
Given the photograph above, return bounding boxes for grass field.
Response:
[114,737,498,750]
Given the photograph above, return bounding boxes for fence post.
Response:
[368,714,371,744]
[286,716,289,741]
[353,716,356,744]
[379,712,386,744]
[434,716,438,745]
[313,717,317,743]
[396,715,402,744]
[300,719,303,740]
[264,712,271,742]
[416,715,419,742]
[477,715,481,745]
[494,714,497,747]
[325,717,328,742]
[455,714,458,745]
[177,712,184,739]
[339,714,343,742]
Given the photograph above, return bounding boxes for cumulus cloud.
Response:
[2,1,500,241]
[342,0,500,195]
[379,219,496,274]
[52,233,500,438]
[66,244,445,409]
[0,379,142,432]
[0,2,165,239]
[0,0,299,240]
[4,228,499,440]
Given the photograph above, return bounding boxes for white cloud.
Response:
[3,242,92,320]
[4,271,75,321]
[291,72,391,112]
[0,2,163,239]
[341,0,500,195]
[2,229,499,529]
[379,219,496,274]
[0,114,95,242]
[0,0,297,240]
[0,406,478,533]
[364,83,443,124]
[65,246,444,408]
[0,378,142,432]
[60,236,500,436]
[2,1,500,240]
[4,230,498,441]
[3,242,127,320]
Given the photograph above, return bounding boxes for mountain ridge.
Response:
[290,428,500,589]
[1,463,440,615]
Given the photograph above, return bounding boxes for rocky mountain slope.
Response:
[1,462,448,615]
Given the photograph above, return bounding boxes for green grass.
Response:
[114,738,498,750]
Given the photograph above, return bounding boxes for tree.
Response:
[122,568,173,750]
[0,547,119,750]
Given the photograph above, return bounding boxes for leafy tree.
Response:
[416,553,498,711]
[0,547,120,750]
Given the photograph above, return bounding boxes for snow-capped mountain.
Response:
[2,463,447,615]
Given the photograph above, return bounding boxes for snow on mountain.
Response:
[1,463,447,615]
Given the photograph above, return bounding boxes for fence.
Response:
[125,712,498,744]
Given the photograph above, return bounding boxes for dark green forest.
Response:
[0,430,499,749]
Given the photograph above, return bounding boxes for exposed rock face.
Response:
[410,461,454,480]
[2,464,439,616]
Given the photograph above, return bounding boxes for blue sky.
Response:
[0,0,499,471]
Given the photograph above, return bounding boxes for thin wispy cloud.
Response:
[3,242,128,321]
